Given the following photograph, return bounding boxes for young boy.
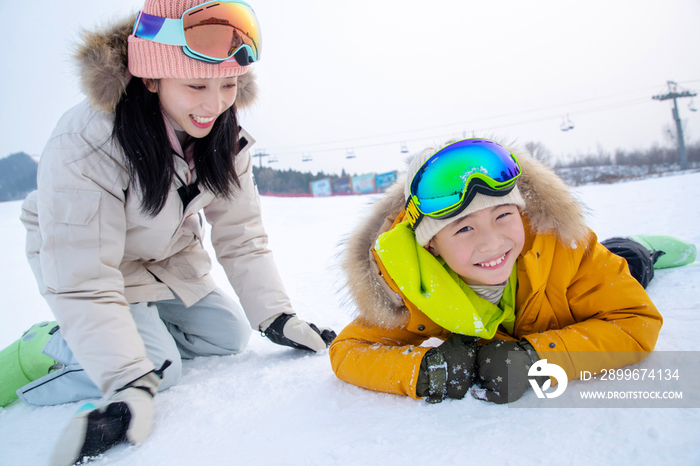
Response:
[329,138,675,404]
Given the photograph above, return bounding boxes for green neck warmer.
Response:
[375,221,516,338]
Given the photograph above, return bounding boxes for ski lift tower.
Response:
[253,149,268,167]
[653,81,697,170]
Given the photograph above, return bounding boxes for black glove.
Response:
[260,313,336,352]
[416,334,479,403]
[472,340,542,404]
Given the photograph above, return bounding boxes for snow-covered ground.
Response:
[1,172,699,465]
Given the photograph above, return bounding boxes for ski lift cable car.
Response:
[689,99,697,112]
[302,153,312,162]
[560,113,574,132]
[346,148,356,159]
[400,141,409,154]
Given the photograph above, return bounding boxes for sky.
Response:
[2,0,700,175]
[1,172,699,464]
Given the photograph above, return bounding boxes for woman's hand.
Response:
[259,313,336,352]
[50,365,167,466]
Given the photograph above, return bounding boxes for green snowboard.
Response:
[632,235,697,269]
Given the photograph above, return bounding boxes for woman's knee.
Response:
[191,289,253,354]
[225,324,252,354]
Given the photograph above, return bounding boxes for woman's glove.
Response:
[50,364,168,466]
[260,313,336,352]
[416,334,479,403]
[471,340,542,404]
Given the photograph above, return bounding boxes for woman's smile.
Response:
[190,114,216,128]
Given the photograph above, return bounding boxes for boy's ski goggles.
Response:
[132,0,261,66]
[405,138,521,229]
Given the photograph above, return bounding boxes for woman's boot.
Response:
[0,321,59,407]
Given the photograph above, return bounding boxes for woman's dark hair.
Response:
[113,77,240,217]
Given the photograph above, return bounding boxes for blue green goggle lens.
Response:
[405,138,521,229]
[133,0,261,66]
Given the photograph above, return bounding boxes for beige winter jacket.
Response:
[20,16,293,397]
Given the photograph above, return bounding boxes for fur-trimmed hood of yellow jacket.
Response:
[73,14,258,113]
[340,145,592,328]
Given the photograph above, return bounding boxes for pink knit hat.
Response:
[128,0,250,79]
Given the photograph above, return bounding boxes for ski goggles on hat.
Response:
[405,138,521,229]
[132,0,261,66]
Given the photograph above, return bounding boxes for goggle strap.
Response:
[405,197,424,230]
[439,182,516,221]
[134,12,187,46]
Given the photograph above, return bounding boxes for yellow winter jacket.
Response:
[330,149,663,399]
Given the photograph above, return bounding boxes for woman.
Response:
[11,0,334,463]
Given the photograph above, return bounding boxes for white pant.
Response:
[18,288,251,406]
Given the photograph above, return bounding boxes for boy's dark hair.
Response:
[113,77,241,217]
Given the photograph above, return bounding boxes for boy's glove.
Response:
[416,334,479,403]
[260,313,336,352]
[50,363,168,466]
[471,340,543,404]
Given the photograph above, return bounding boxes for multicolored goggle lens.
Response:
[406,138,521,228]
[133,0,261,66]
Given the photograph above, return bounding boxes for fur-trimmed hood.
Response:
[340,145,591,328]
[73,14,258,113]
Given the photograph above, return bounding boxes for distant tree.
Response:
[523,141,553,166]
[0,152,38,201]
[663,121,695,165]
[252,166,344,194]
[555,140,700,169]
[687,141,700,163]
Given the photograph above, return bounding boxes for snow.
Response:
[1,172,700,465]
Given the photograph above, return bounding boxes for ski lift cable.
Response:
[270,100,649,161]
[268,97,652,158]
[572,97,649,115]
[265,97,653,160]
[273,114,557,157]
[673,81,699,92]
[261,84,680,153]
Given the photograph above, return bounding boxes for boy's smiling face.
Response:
[426,204,525,286]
